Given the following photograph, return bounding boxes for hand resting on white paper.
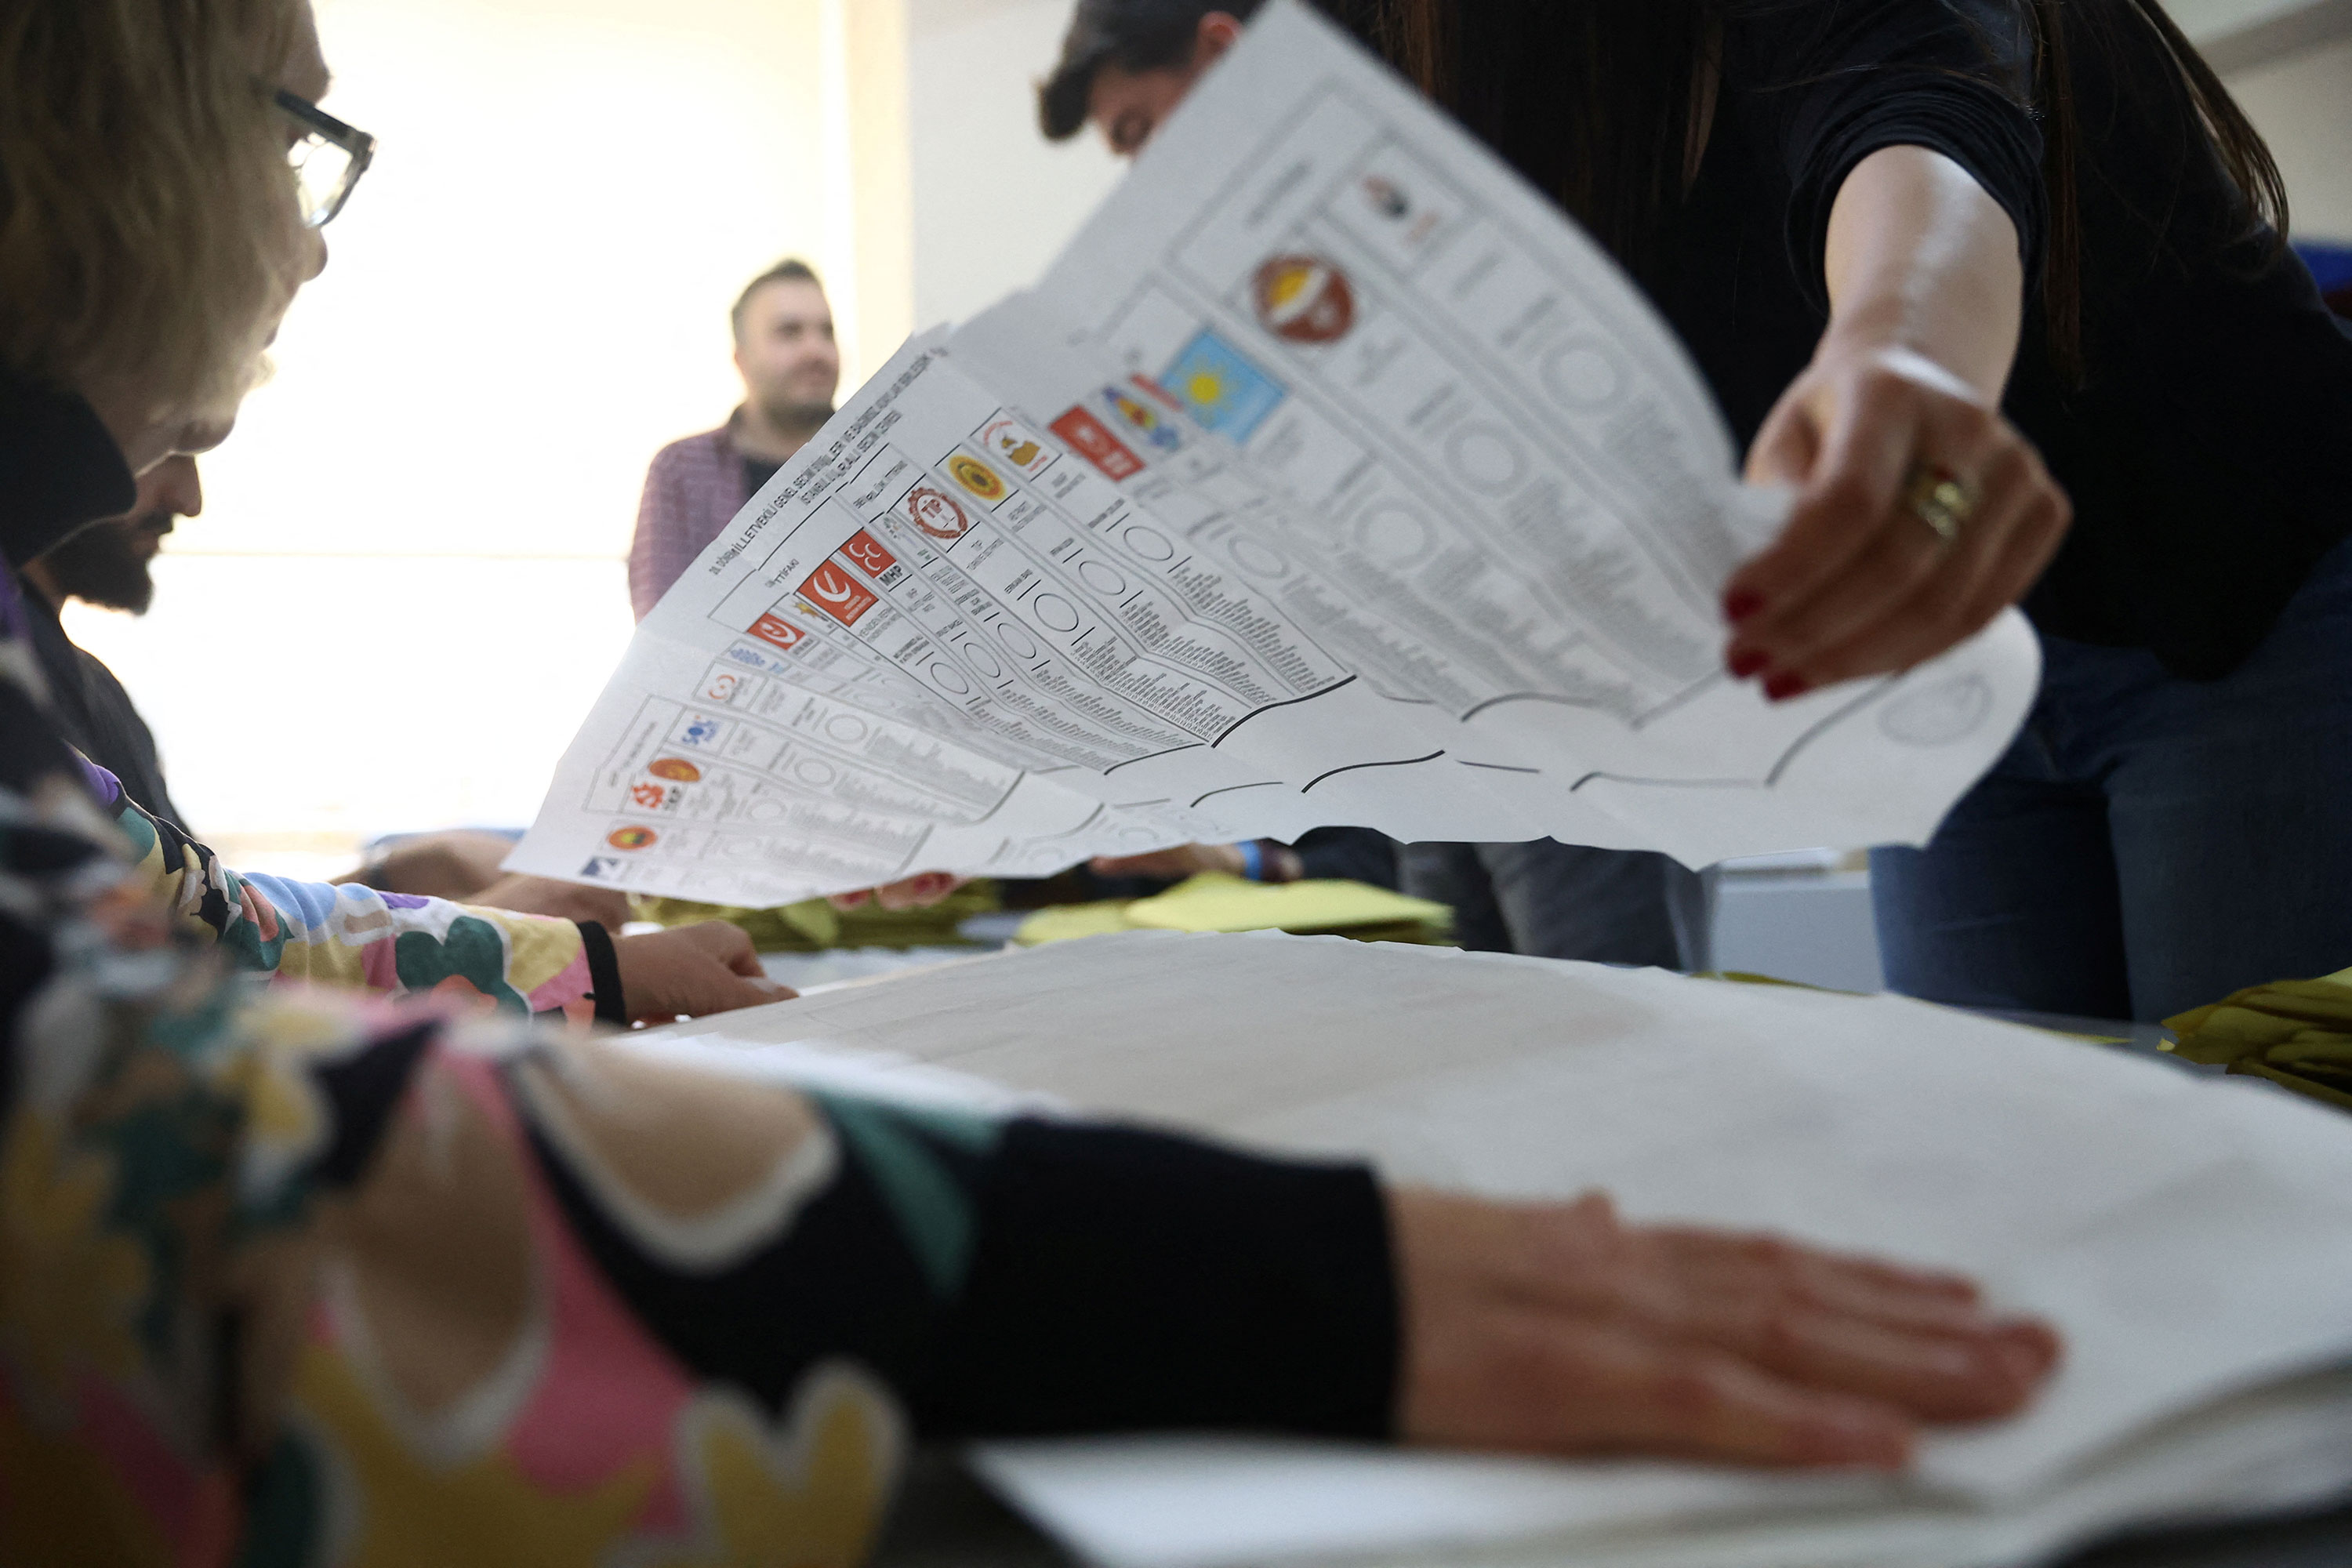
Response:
[611,921,797,1023]
[1394,1189,2059,1468]
[631,1011,2060,1471]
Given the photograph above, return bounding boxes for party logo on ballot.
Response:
[840,529,908,588]
[1050,405,1145,481]
[749,612,808,652]
[948,453,1009,503]
[980,416,1056,475]
[800,561,880,627]
[906,485,972,542]
[1254,253,1355,343]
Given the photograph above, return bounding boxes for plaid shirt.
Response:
[626,411,754,620]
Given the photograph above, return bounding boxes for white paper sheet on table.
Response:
[627,931,2352,1568]
[507,0,2039,906]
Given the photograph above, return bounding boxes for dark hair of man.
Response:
[1038,0,1266,140]
[1331,0,2286,387]
[730,257,822,342]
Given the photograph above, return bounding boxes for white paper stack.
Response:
[630,931,2352,1568]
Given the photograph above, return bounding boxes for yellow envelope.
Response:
[1012,900,1142,947]
[1124,873,1452,936]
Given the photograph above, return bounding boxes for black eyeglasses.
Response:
[274,88,375,228]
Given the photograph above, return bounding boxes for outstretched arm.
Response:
[1720,145,2071,695]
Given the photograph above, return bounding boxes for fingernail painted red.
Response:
[1723,589,1765,623]
[1727,648,1769,679]
[1763,673,1811,702]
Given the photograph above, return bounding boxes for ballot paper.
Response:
[628,932,2352,1568]
[510,0,2040,906]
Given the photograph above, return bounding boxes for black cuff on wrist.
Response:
[575,920,626,1026]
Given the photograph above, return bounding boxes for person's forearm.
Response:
[1820,145,2024,400]
[515,1067,1400,1442]
[917,1119,1398,1438]
[107,781,601,1018]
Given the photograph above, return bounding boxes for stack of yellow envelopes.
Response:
[635,880,1001,952]
[1014,873,1453,948]
[2166,967,2352,1111]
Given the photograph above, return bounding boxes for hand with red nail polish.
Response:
[1764,672,1812,702]
[1719,334,2069,695]
[1712,141,2074,696]
[1727,648,1770,681]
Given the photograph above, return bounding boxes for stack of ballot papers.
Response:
[629,931,2352,1568]
[510,0,2044,908]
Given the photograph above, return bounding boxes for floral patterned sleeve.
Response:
[1,568,1396,1568]
[78,757,611,1023]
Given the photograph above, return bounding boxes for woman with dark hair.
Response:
[1046,0,2352,1023]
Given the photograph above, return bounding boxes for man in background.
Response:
[627,257,841,618]
[18,454,200,829]
[1038,0,1714,969]
[623,257,974,919]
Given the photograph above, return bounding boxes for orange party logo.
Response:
[948,453,1007,502]
[1253,254,1355,344]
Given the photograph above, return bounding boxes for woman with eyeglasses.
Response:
[0,2,2059,1559]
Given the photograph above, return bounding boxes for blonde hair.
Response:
[0,0,307,416]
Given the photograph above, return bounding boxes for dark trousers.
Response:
[1873,536,2352,1023]
[1402,840,1715,970]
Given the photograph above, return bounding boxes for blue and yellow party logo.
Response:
[1161,328,1287,442]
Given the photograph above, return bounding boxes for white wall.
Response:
[216,0,850,564]
[2165,0,2352,239]
[67,557,630,875]
[2167,0,2329,39]
[906,0,1126,331]
[2223,35,2352,241]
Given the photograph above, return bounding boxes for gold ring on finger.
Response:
[1903,463,1976,550]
